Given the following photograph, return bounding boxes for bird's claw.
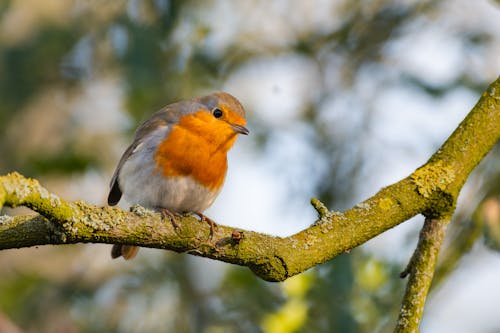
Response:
[161,208,181,229]
[195,212,218,238]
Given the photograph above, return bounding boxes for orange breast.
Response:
[154,112,236,191]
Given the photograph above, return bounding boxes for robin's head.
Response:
[175,92,249,151]
[154,92,248,190]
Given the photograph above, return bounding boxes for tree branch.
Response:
[0,172,432,281]
[0,77,499,286]
[395,216,450,332]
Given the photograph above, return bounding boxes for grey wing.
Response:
[107,142,139,206]
[106,102,196,206]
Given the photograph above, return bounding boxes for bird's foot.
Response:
[161,208,181,229]
[194,212,218,238]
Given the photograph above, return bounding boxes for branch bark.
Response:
[0,77,499,328]
[396,216,450,333]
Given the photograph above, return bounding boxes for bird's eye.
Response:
[212,108,223,118]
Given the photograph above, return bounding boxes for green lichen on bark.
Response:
[0,172,76,223]
[428,77,500,192]
[411,161,455,198]
[378,197,394,210]
[0,214,68,249]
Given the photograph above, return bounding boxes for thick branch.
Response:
[395,216,450,333]
[0,172,430,281]
[0,76,499,283]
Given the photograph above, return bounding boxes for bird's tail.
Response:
[111,245,139,260]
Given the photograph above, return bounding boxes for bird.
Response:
[107,91,249,260]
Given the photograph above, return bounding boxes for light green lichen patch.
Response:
[411,161,456,198]
[289,238,299,249]
[0,215,13,224]
[38,186,50,199]
[49,193,61,207]
[319,222,335,233]
[304,231,319,250]
[61,213,79,236]
[12,172,38,202]
[355,202,371,210]
[130,204,156,218]
[0,173,75,223]
[488,85,497,98]
[378,197,393,210]
[74,201,123,233]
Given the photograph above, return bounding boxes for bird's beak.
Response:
[231,123,249,135]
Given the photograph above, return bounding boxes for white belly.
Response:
[117,129,221,212]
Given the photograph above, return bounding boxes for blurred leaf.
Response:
[483,197,500,251]
[27,151,96,174]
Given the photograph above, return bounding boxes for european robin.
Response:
[108,92,249,259]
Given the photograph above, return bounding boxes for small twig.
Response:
[311,197,330,218]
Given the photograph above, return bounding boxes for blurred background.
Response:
[1,0,500,332]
